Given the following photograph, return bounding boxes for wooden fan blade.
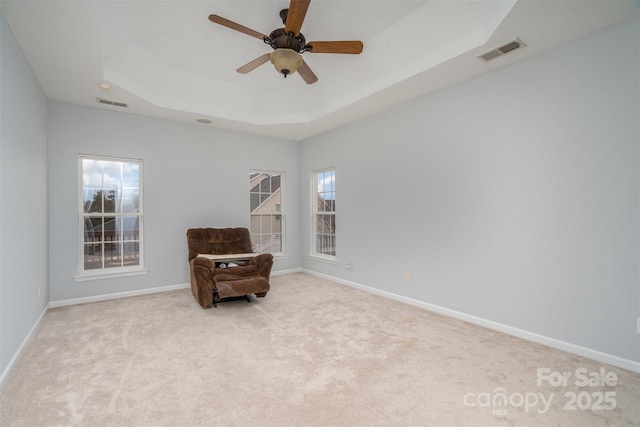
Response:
[284,0,311,36]
[208,14,267,40]
[307,40,364,54]
[236,53,271,74]
[297,59,318,85]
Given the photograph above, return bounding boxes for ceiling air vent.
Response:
[96,97,128,108]
[477,38,526,63]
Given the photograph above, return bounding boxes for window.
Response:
[78,156,144,278]
[312,168,336,258]
[250,171,284,254]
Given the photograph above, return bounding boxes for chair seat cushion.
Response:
[215,276,270,299]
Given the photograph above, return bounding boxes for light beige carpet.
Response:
[1,273,639,426]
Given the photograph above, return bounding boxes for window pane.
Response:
[250,193,260,212]
[104,242,122,268]
[113,188,123,214]
[271,234,282,252]
[122,217,139,241]
[103,190,117,214]
[83,188,102,213]
[328,215,335,234]
[272,175,281,189]
[260,177,270,193]
[261,234,272,252]
[250,215,261,234]
[84,243,102,270]
[123,242,140,266]
[102,161,121,189]
[316,214,326,233]
[84,217,103,243]
[261,215,272,234]
[122,162,139,188]
[83,159,102,187]
[325,196,333,212]
[317,171,325,193]
[272,215,282,233]
[121,189,139,213]
[103,217,117,242]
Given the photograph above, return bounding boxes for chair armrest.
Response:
[192,256,215,270]
[190,257,216,308]
[246,253,274,280]
[247,253,273,266]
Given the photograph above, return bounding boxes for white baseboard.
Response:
[48,270,302,308]
[302,269,640,374]
[49,283,190,308]
[0,303,49,389]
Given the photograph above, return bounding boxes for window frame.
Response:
[310,167,336,261]
[249,169,286,256]
[76,155,146,281]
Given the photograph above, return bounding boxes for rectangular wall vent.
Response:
[477,38,526,63]
[96,97,128,108]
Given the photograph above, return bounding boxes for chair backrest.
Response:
[186,227,254,262]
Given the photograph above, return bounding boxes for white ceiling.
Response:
[2,0,639,141]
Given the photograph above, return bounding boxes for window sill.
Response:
[308,255,337,265]
[74,268,148,282]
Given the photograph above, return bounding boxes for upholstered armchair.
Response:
[186,227,273,308]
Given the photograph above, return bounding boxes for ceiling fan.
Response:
[208,0,364,84]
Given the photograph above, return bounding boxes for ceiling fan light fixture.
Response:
[270,48,303,77]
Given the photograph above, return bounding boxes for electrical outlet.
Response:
[344,260,351,269]
[37,286,41,300]
[405,272,412,282]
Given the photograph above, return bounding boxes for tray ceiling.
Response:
[2,1,639,140]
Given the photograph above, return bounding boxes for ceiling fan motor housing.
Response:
[264,28,308,53]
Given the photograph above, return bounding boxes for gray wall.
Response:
[0,14,49,377]
[301,18,640,362]
[48,102,300,301]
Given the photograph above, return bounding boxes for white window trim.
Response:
[308,253,338,264]
[310,167,337,260]
[76,155,145,280]
[250,169,286,256]
[74,268,148,282]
